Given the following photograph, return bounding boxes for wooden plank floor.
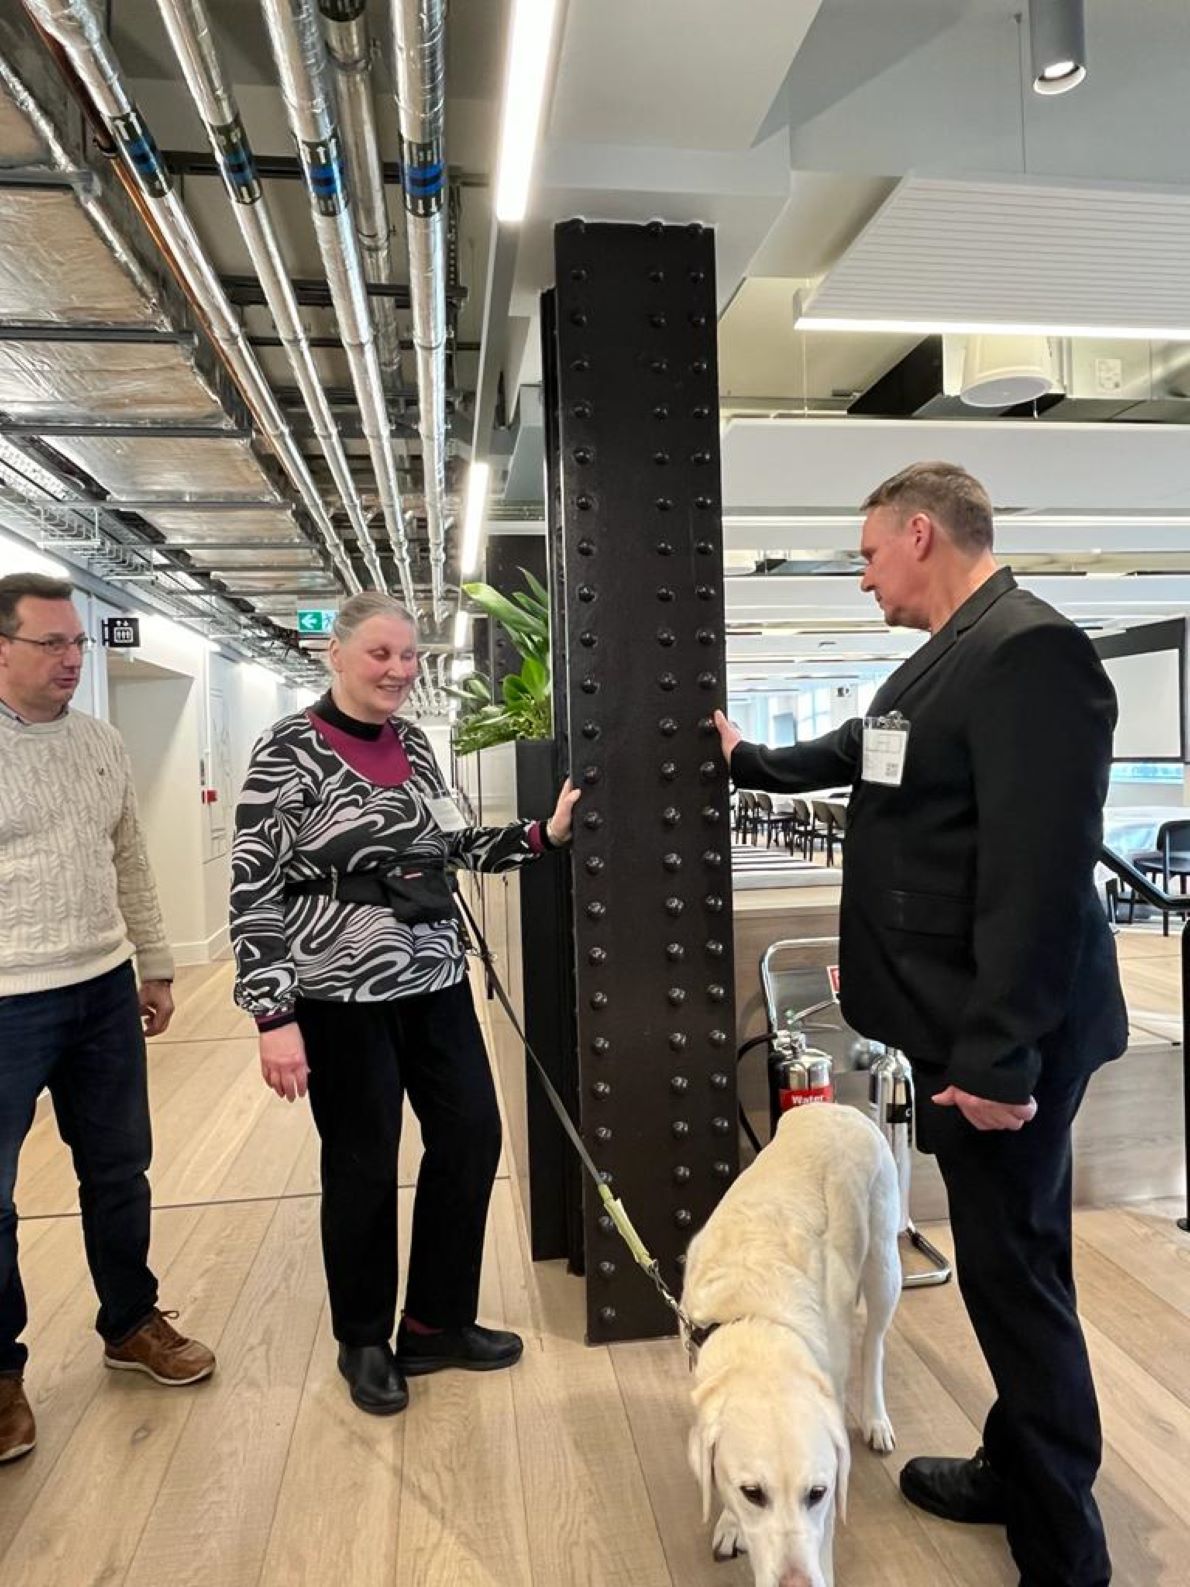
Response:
[4,948,1188,1586]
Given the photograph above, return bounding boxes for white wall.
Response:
[93,604,301,965]
[109,671,206,959]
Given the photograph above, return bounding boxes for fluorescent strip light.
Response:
[453,611,470,651]
[796,314,1190,342]
[460,460,490,576]
[494,0,559,224]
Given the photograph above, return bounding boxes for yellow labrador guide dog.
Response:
[682,1103,901,1587]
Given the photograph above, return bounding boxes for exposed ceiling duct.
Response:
[318,0,404,398]
[155,0,387,593]
[21,0,362,597]
[850,334,1190,423]
[392,0,449,623]
[258,0,418,612]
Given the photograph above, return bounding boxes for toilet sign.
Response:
[296,608,336,635]
[101,616,140,649]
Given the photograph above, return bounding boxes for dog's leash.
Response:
[454,886,708,1360]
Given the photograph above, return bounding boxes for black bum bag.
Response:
[284,865,457,927]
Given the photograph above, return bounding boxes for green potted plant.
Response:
[449,569,552,754]
[448,565,581,1266]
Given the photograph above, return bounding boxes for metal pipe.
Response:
[318,0,404,394]
[20,0,363,595]
[153,0,387,591]
[392,0,449,620]
[258,0,417,609]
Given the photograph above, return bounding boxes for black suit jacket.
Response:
[733,569,1128,1112]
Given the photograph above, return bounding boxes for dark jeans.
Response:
[297,979,502,1346]
[927,1065,1111,1587]
[0,962,157,1373]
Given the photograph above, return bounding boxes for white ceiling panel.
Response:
[721,417,1190,513]
[802,176,1190,334]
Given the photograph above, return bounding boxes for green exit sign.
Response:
[296,608,336,635]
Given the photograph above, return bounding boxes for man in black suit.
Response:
[717,461,1126,1587]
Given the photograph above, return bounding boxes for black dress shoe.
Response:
[899,1448,1009,1524]
[394,1322,524,1376]
[337,1344,409,1415]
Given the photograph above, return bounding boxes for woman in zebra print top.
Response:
[229,592,578,1414]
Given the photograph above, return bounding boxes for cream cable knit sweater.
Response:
[0,707,174,995]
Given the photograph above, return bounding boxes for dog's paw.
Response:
[863,1413,896,1454]
[712,1509,746,1561]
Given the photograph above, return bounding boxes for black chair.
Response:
[811,798,844,866]
[1128,819,1190,936]
[788,796,813,857]
[754,791,795,849]
[736,789,759,844]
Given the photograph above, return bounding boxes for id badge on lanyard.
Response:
[862,711,910,787]
[425,791,468,832]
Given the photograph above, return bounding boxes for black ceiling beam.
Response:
[162,148,487,188]
[0,323,196,346]
[273,383,420,407]
[0,167,93,192]
[0,420,252,439]
[288,414,419,440]
[248,333,480,353]
[220,273,468,309]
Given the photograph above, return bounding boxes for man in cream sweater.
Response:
[0,572,215,1466]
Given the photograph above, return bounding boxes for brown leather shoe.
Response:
[104,1309,215,1386]
[0,1376,35,1463]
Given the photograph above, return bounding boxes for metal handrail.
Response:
[1100,845,1189,1233]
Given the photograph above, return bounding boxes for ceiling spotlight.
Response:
[1029,0,1087,95]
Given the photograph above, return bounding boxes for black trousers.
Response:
[925,1064,1110,1587]
[0,963,158,1371]
[296,980,502,1346]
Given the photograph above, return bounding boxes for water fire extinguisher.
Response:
[768,1028,834,1135]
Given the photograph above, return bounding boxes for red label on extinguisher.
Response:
[779,1084,834,1110]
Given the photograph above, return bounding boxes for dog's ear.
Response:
[687,1419,719,1524]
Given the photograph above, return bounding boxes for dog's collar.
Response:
[687,1321,721,1352]
[684,1313,806,1364]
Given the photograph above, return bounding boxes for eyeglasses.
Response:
[2,634,94,656]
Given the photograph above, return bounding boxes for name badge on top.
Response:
[862,711,910,787]
[425,791,468,833]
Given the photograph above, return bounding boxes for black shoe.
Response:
[899,1448,1009,1524]
[395,1321,524,1376]
[336,1344,409,1415]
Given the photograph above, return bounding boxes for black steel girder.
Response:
[545,220,738,1344]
